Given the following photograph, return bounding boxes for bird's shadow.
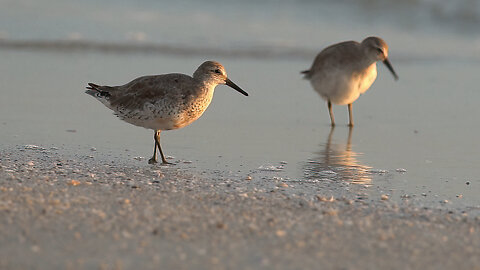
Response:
[303,126,372,185]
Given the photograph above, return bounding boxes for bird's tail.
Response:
[85,83,112,98]
[300,69,311,79]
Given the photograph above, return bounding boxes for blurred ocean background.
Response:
[1,0,479,61]
[0,0,479,212]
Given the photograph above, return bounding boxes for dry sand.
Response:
[0,145,479,270]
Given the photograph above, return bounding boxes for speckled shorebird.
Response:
[302,36,398,126]
[86,61,248,164]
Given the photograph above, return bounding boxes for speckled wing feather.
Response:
[106,73,197,111]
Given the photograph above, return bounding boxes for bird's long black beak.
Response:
[383,58,399,81]
[225,78,248,96]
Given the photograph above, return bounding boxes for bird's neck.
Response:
[361,48,379,66]
[195,80,216,101]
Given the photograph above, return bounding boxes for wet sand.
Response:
[1,146,479,270]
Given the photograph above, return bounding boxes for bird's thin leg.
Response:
[328,100,335,127]
[348,103,354,127]
[148,130,159,164]
[154,130,172,165]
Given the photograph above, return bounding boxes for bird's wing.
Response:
[106,74,195,110]
[308,41,362,76]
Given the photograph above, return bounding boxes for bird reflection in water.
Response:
[304,127,372,185]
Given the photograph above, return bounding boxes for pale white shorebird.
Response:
[302,36,399,126]
[86,61,248,164]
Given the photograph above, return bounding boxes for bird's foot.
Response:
[148,156,175,165]
[161,160,175,166]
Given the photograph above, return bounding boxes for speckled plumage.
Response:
[302,36,398,126]
[86,61,248,164]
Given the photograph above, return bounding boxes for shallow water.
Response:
[0,1,479,213]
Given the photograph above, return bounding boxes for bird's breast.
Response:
[356,63,377,94]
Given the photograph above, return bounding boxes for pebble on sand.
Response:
[68,180,81,186]
[316,195,335,202]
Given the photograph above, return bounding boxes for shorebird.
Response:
[302,36,398,126]
[86,61,248,164]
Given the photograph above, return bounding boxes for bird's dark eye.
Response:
[376,48,384,54]
[214,69,221,74]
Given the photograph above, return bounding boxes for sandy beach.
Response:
[0,146,479,270]
[1,1,480,269]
